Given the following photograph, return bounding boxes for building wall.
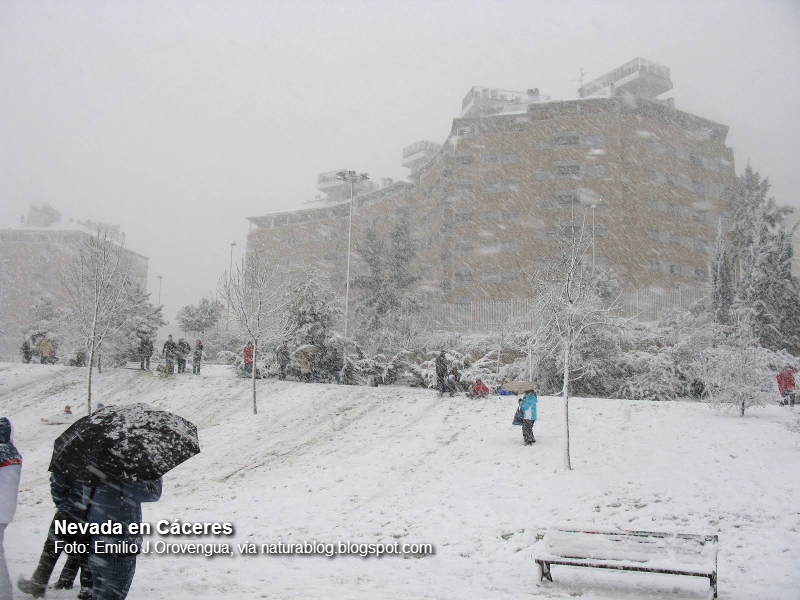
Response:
[247,95,736,323]
[0,228,148,361]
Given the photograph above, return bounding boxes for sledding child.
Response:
[467,379,490,398]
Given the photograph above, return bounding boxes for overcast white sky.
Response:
[1,0,798,324]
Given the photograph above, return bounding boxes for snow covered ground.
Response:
[2,362,799,599]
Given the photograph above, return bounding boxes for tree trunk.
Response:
[562,342,572,470]
[252,341,258,414]
[97,350,102,373]
[740,396,746,417]
[86,347,95,416]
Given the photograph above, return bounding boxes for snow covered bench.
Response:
[536,527,718,598]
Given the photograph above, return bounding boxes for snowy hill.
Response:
[1,363,798,599]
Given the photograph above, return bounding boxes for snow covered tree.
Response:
[726,166,800,354]
[533,222,622,470]
[62,227,134,414]
[176,297,224,336]
[218,248,293,414]
[286,270,341,349]
[105,285,165,366]
[710,220,734,325]
[693,318,784,416]
[353,221,422,352]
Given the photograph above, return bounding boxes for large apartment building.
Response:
[247,58,736,315]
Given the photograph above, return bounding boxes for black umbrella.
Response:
[49,403,200,484]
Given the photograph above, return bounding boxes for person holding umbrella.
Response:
[87,478,162,599]
[48,403,200,600]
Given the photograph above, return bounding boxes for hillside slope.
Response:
[1,363,798,599]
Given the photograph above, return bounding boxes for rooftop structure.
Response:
[578,57,673,100]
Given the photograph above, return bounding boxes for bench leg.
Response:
[709,573,717,599]
[536,560,552,583]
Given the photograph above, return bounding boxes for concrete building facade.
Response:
[246,59,736,323]
[0,204,148,360]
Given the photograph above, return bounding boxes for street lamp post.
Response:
[335,170,369,338]
[157,275,163,306]
[591,198,602,270]
[227,242,236,331]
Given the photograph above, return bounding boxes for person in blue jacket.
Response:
[519,389,538,445]
[87,478,162,600]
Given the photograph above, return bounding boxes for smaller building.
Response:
[0,203,148,360]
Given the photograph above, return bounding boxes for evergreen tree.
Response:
[727,166,800,354]
[710,220,734,325]
[286,270,341,349]
[353,221,421,350]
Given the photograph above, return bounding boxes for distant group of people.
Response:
[160,335,204,375]
[3,414,163,600]
[434,350,490,399]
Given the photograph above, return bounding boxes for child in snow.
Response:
[468,379,490,398]
[41,405,76,425]
[519,390,538,445]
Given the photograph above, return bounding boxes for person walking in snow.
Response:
[435,351,448,396]
[86,478,161,600]
[176,338,191,374]
[243,341,254,375]
[776,365,798,406]
[276,341,290,381]
[325,346,341,384]
[0,417,21,600]
[192,340,204,375]
[17,473,93,599]
[162,335,177,375]
[138,337,153,370]
[519,389,538,445]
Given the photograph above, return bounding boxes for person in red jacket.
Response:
[468,379,491,398]
[776,365,798,406]
[243,341,254,375]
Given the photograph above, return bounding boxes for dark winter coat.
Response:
[435,354,448,377]
[50,473,89,518]
[325,348,341,371]
[87,479,162,549]
[177,340,191,358]
[138,338,153,358]
[162,339,177,360]
[277,344,291,366]
[193,342,204,361]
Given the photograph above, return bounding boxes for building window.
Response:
[583,164,606,177]
[583,134,605,148]
[555,131,580,146]
[500,270,519,282]
[454,268,473,284]
[455,209,473,224]
[555,162,580,176]
[501,210,520,222]
[480,272,502,283]
[482,181,520,193]
[455,238,473,253]
[535,169,554,180]
[456,182,473,196]
[456,151,473,167]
